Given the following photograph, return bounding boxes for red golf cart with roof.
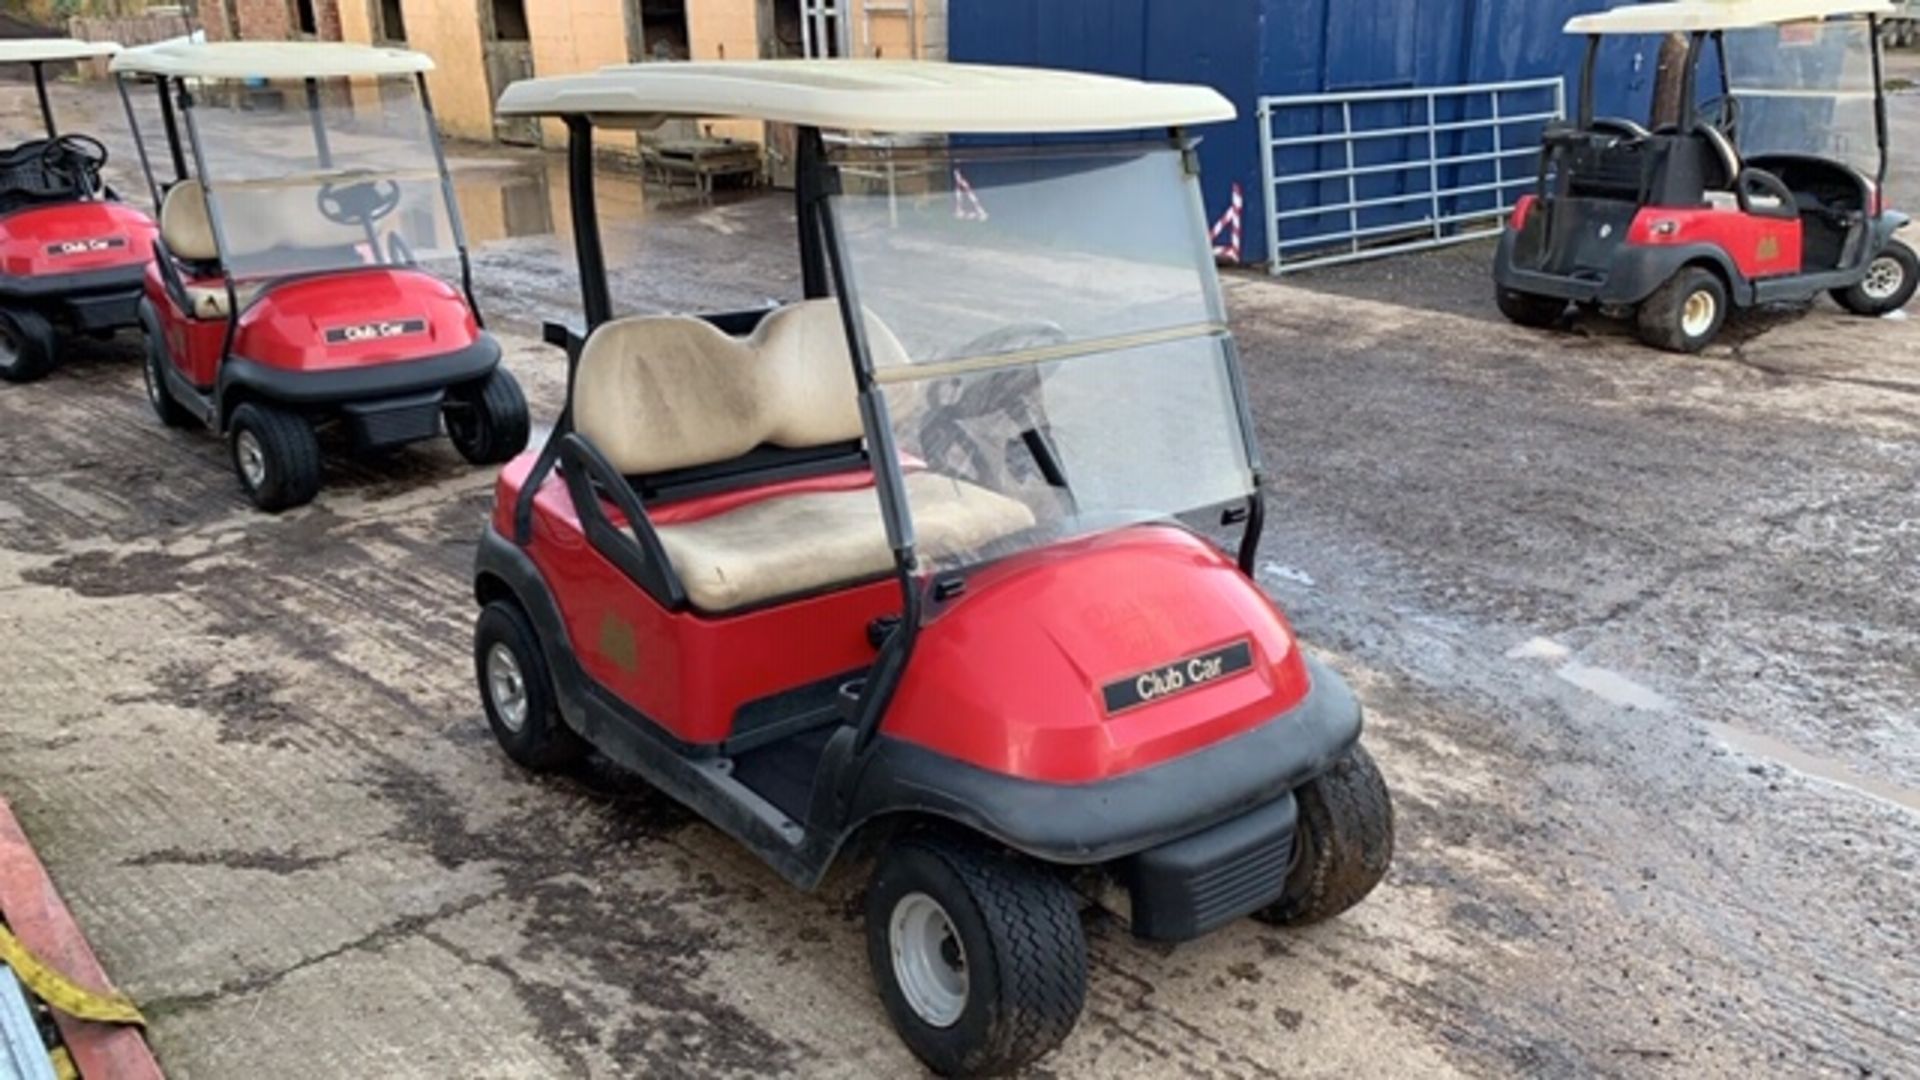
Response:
[1495,0,1914,351]
[472,61,1394,1075]
[0,39,158,383]
[110,41,526,511]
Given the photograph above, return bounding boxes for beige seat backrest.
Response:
[573,300,908,475]
[160,179,217,261]
[160,178,372,264]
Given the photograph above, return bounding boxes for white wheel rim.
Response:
[486,643,529,733]
[1681,289,1718,338]
[1862,256,1904,301]
[235,430,268,490]
[0,325,18,369]
[890,892,968,1028]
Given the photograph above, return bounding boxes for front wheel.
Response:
[0,308,57,384]
[1253,743,1394,927]
[445,368,530,466]
[1833,239,1920,316]
[866,836,1087,1077]
[1635,265,1728,353]
[474,599,588,772]
[1496,287,1568,329]
[228,402,321,512]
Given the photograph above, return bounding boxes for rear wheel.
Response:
[445,368,530,465]
[1253,744,1394,927]
[228,402,321,512]
[866,836,1087,1077]
[143,331,193,429]
[1833,239,1920,316]
[474,599,587,771]
[1496,287,1567,329]
[0,308,57,384]
[1635,265,1727,353]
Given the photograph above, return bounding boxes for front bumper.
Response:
[853,653,1363,867]
[0,262,147,331]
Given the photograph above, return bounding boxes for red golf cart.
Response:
[0,39,158,383]
[1495,0,1915,351]
[473,61,1394,1075]
[110,41,526,511]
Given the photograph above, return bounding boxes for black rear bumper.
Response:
[0,262,147,331]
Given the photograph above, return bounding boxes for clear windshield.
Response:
[186,76,459,281]
[830,145,1255,574]
[1725,19,1881,177]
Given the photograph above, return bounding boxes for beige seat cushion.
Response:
[182,279,266,319]
[656,471,1035,611]
[572,300,910,475]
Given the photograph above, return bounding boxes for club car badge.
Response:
[324,317,428,345]
[44,236,126,257]
[1102,640,1254,715]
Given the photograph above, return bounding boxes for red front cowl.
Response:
[233,267,480,373]
[0,201,156,277]
[884,527,1310,785]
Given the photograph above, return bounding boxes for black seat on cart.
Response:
[570,300,1036,612]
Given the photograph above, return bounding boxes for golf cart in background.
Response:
[473,61,1394,1075]
[0,39,159,383]
[109,41,526,512]
[1494,0,1914,352]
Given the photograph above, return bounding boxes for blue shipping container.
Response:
[951,0,1665,260]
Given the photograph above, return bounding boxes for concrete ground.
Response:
[0,73,1916,1079]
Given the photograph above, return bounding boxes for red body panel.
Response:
[495,456,1310,784]
[494,457,900,746]
[1626,205,1802,279]
[149,265,480,387]
[143,263,223,387]
[885,528,1308,784]
[0,201,155,277]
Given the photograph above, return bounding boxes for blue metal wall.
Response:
[950,0,1655,260]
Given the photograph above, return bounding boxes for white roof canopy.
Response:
[1566,0,1892,34]
[110,40,433,79]
[495,60,1237,134]
[0,39,120,64]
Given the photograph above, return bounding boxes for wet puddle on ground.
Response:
[1706,721,1920,814]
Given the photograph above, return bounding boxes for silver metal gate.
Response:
[801,0,853,58]
[1258,77,1564,274]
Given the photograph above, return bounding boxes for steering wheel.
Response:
[40,134,108,195]
[316,176,403,227]
[1589,118,1652,144]
[921,320,1072,496]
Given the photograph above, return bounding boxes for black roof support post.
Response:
[304,78,333,167]
[567,115,613,333]
[158,77,188,183]
[32,62,55,137]
[415,73,482,320]
[1872,14,1891,212]
[796,127,831,300]
[1579,35,1600,128]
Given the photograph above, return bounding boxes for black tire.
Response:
[865,836,1087,1077]
[474,599,588,772]
[1832,238,1920,316]
[143,328,193,429]
[0,308,57,384]
[227,402,322,512]
[1253,743,1394,927]
[1635,265,1728,352]
[1496,287,1567,329]
[445,368,530,466]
